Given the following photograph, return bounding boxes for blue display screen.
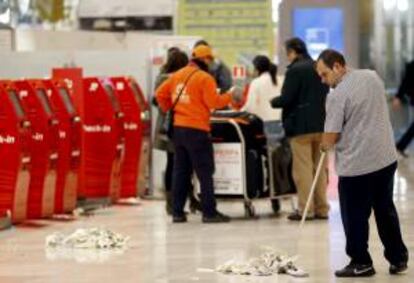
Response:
[293,8,344,59]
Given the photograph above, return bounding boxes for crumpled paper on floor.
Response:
[45,246,128,263]
[216,248,309,278]
[45,228,129,249]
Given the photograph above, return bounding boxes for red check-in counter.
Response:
[99,79,125,202]
[126,77,151,196]
[42,79,81,214]
[77,77,124,203]
[14,80,59,219]
[0,81,31,223]
[110,77,144,198]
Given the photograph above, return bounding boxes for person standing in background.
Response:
[156,45,236,223]
[392,59,414,157]
[270,37,330,221]
[241,55,283,212]
[317,49,408,277]
[153,48,201,215]
[193,40,233,93]
[153,47,180,91]
[241,55,282,136]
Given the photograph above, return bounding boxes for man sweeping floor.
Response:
[316,49,409,277]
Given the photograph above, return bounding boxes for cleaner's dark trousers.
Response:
[172,127,216,217]
[338,162,408,265]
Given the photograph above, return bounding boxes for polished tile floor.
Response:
[0,156,413,283]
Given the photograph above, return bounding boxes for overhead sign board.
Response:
[176,0,274,66]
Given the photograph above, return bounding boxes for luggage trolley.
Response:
[208,111,296,217]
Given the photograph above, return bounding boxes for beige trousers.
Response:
[290,133,329,216]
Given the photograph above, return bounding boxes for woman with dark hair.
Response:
[153,48,201,215]
[155,49,189,90]
[241,55,282,139]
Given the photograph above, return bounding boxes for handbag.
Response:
[161,69,199,136]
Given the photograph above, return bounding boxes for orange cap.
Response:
[192,45,214,60]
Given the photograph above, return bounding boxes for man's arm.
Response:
[240,80,258,112]
[202,76,232,109]
[395,63,410,103]
[321,133,340,152]
[270,67,300,108]
[322,89,346,151]
[394,61,414,109]
[216,62,233,93]
[155,78,173,113]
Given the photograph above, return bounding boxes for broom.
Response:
[300,151,328,227]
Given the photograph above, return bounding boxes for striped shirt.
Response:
[324,69,397,176]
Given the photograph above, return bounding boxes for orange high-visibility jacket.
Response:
[156,64,231,132]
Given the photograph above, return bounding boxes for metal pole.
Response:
[300,151,327,227]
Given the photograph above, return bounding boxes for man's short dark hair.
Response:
[285,37,309,56]
[194,40,209,48]
[317,49,346,69]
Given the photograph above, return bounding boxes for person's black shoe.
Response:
[202,211,231,223]
[287,211,314,221]
[335,263,376,277]
[172,215,187,223]
[390,262,408,275]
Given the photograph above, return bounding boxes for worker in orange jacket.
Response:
[156,45,235,223]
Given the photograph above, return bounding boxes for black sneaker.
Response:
[390,262,408,275]
[202,211,231,223]
[335,263,376,277]
[287,211,314,221]
[172,215,187,223]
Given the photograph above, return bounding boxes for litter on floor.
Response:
[45,227,130,249]
[216,248,309,278]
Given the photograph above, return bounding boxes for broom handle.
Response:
[300,151,327,227]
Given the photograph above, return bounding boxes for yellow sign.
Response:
[176,0,274,66]
[36,0,64,23]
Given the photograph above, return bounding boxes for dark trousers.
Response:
[164,152,174,192]
[165,151,197,201]
[396,121,414,152]
[172,127,216,217]
[338,162,408,265]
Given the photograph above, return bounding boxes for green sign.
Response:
[176,0,274,66]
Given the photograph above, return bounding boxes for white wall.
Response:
[11,30,199,95]
[0,29,13,51]
[0,50,149,93]
[14,30,127,51]
[0,51,71,79]
[78,0,175,17]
